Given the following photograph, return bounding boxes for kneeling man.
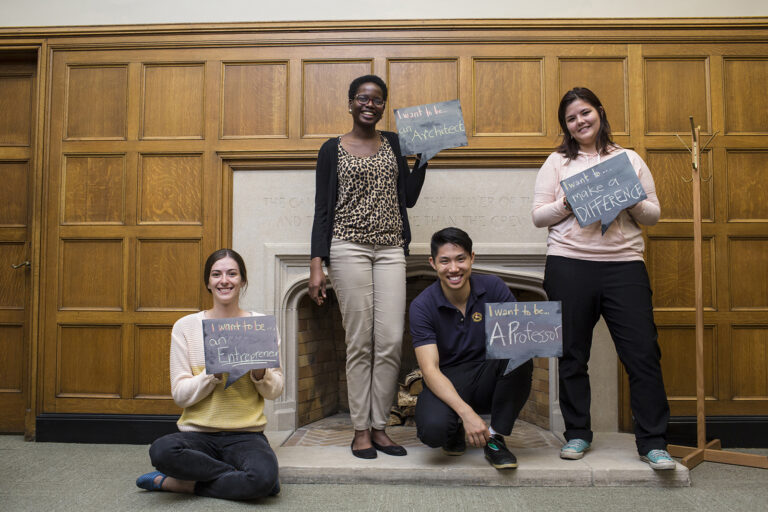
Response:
[410,227,533,469]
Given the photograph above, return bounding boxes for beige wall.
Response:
[3,0,767,27]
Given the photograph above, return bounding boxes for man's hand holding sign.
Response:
[203,315,280,388]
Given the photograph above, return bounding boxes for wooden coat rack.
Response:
[666,117,768,470]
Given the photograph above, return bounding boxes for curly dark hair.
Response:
[348,74,388,102]
[556,87,616,160]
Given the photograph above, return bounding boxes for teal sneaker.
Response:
[641,449,676,470]
[560,439,590,460]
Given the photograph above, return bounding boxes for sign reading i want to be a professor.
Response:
[485,301,563,374]
[203,315,279,388]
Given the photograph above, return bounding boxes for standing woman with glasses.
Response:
[532,87,674,470]
[309,75,427,459]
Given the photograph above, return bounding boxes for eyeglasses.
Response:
[354,94,385,107]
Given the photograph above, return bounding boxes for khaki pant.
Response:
[328,239,406,430]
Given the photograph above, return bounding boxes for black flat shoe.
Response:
[371,440,407,456]
[351,439,377,459]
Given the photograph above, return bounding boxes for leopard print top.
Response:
[332,135,405,247]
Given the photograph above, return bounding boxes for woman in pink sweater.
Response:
[532,88,674,470]
[135,248,283,499]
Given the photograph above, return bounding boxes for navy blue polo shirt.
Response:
[410,274,516,369]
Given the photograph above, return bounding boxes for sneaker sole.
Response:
[486,456,518,469]
[442,448,465,456]
[640,456,676,470]
[560,450,586,460]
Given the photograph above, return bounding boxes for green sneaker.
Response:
[560,439,590,460]
[484,434,518,469]
[641,449,676,470]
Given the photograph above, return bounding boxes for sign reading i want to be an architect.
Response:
[560,152,647,235]
[203,315,279,388]
[485,301,563,374]
[394,99,467,163]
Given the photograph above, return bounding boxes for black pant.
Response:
[544,255,670,454]
[149,431,279,500]
[415,359,533,447]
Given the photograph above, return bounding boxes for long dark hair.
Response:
[556,87,615,160]
[203,248,248,293]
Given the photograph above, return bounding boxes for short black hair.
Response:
[203,248,248,293]
[430,227,473,260]
[348,74,388,102]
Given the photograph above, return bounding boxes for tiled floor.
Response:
[282,413,560,449]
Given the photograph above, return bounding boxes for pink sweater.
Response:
[532,147,660,262]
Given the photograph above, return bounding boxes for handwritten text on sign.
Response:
[485,301,563,374]
[560,152,646,235]
[394,99,467,163]
[203,316,279,388]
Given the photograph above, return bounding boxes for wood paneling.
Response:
[387,59,459,131]
[474,59,544,135]
[647,150,713,222]
[302,60,372,137]
[62,155,124,224]
[142,64,205,139]
[724,58,768,134]
[659,326,716,400]
[134,326,173,398]
[0,324,23,391]
[59,239,123,310]
[139,154,202,224]
[65,66,127,140]
[731,327,768,399]
[646,237,715,310]
[0,75,32,145]
[645,58,710,134]
[136,239,201,311]
[0,243,25,309]
[0,162,28,227]
[57,325,122,397]
[726,151,768,221]
[558,58,627,134]
[729,238,768,310]
[222,62,288,138]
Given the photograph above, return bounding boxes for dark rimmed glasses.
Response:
[354,94,385,107]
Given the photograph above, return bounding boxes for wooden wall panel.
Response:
[729,238,768,310]
[134,326,173,398]
[473,59,544,135]
[136,239,201,310]
[724,58,768,134]
[139,154,202,224]
[302,60,372,137]
[387,59,459,131]
[0,325,23,391]
[558,58,627,134]
[62,155,124,224]
[646,237,715,310]
[0,75,32,145]
[222,62,288,138]
[65,66,127,140]
[0,162,28,226]
[645,58,710,134]
[726,151,768,221]
[647,150,713,222]
[59,239,123,310]
[659,326,716,400]
[0,243,26,309]
[57,325,121,397]
[731,326,768,398]
[142,64,205,139]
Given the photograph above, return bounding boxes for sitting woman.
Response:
[136,248,283,499]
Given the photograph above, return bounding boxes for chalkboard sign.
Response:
[203,315,280,388]
[485,301,563,374]
[560,152,646,235]
[394,99,467,163]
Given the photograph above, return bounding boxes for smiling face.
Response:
[348,82,385,128]
[564,98,602,152]
[430,243,475,296]
[207,256,243,306]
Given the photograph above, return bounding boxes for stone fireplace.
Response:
[232,166,619,436]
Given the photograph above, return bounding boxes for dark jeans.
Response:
[415,358,533,447]
[544,255,670,454]
[149,431,279,500]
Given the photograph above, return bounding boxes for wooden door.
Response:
[0,55,36,432]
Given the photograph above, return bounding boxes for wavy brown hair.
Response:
[556,87,616,160]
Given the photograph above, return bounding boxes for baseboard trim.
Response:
[35,413,179,444]
[667,416,768,448]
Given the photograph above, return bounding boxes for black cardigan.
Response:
[310,131,427,265]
